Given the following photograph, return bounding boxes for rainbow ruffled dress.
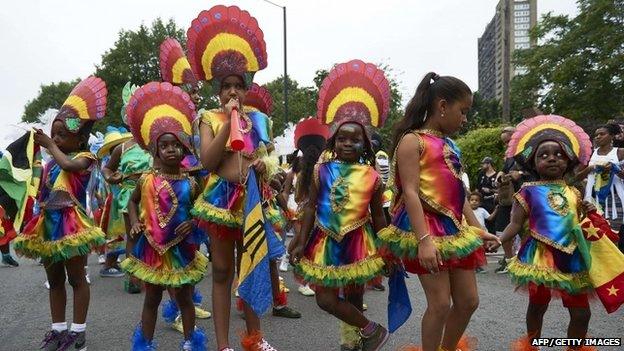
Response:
[378,130,486,274]
[14,152,105,262]
[294,160,385,288]
[101,143,152,244]
[508,181,591,294]
[121,171,207,287]
[191,107,272,240]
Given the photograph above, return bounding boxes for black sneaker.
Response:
[495,258,509,274]
[40,330,66,351]
[272,306,302,318]
[360,324,388,351]
[2,255,19,267]
[59,331,86,351]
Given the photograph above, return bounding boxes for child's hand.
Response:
[106,172,123,184]
[175,221,194,237]
[224,98,240,117]
[482,232,502,252]
[33,129,54,148]
[288,240,304,266]
[251,159,266,175]
[130,222,145,237]
[418,238,442,273]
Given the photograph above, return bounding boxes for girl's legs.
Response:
[175,285,196,340]
[124,214,141,291]
[526,303,549,338]
[211,237,236,349]
[45,260,68,323]
[65,255,90,324]
[315,287,368,328]
[141,283,165,341]
[418,271,452,351]
[441,269,480,350]
[233,239,263,334]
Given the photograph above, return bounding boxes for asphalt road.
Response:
[1,250,622,351]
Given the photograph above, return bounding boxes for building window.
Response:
[515,10,530,16]
[514,17,530,23]
[515,36,530,43]
[515,43,530,49]
[515,23,530,29]
[514,3,530,10]
[515,30,528,36]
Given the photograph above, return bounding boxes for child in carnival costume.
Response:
[186,5,281,351]
[377,73,500,351]
[14,77,108,350]
[158,37,214,330]
[231,82,302,319]
[97,125,132,277]
[121,81,208,351]
[102,82,154,294]
[289,59,392,351]
[491,115,624,351]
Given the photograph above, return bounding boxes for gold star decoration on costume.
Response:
[585,225,601,240]
[607,285,619,296]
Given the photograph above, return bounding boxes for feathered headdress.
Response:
[506,115,592,169]
[121,82,139,125]
[125,82,196,153]
[245,83,273,115]
[159,38,198,87]
[186,5,267,90]
[317,59,390,130]
[55,76,107,132]
[294,117,330,151]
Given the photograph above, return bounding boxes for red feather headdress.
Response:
[125,82,196,152]
[187,5,267,90]
[55,76,107,132]
[317,59,390,129]
[244,83,273,115]
[159,38,198,87]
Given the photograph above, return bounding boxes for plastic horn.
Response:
[229,107,245,151]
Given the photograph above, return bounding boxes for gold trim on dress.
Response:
[528,230,578,254]
[154,179,179,229]
[314,216,371,242]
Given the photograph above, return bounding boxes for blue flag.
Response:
[387,267,412,333]
[238,169,273,316]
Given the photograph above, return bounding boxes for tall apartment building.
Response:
[478,0,537,121]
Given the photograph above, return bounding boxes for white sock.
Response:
[52,322,67,332]
[70,323,86,333]
[182,340,192,350]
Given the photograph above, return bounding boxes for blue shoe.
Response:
[132,325,157,351]
[180,328,207,351]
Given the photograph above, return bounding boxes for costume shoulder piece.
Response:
[55,76,107,132]
[506,115,592,169]
[317,59,390,129]
[159,38,198,87]
[187,5,267,88]
[125,82,196,151]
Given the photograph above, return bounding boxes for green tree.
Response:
[511,0,624,121]
[463,91,502,133]
[456,126,505,186]
[21,79,80,123]
[265,76,317,137]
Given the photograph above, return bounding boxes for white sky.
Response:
[0,0,578,131]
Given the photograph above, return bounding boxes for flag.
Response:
[387,266,412,333]
[581,211,624,313]
[593,162,621,208]
[238,169,273,316]
[0,131,40,231]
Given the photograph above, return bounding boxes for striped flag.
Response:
[238,169,272,316]
[0,131,41,231]
[581,211,624,313]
